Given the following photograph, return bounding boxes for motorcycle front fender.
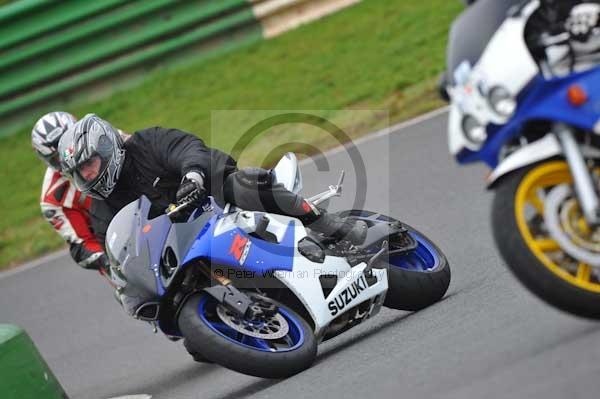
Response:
[486,134,563,188]
[487,133,600,188]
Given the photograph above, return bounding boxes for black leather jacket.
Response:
[91,127,237,244]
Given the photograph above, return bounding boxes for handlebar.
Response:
[166,196,213,218]
[166,201,192,217]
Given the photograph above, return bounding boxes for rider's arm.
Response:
[137,127,213,177]
[40,169,107,270]
[63,208,107,269]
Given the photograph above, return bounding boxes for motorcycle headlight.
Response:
[488,86,516,117]
[462,115,487,145]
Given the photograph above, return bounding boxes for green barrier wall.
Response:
[0,0,262,122]
[0,324,68,399]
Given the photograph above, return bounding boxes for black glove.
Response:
[86,253,110,272]
[97,253,111,274]
[176,171,207,209]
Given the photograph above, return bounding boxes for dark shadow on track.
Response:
[316,291,459,363]
[107,289,464,399]
[121,292,463,399]
[217,379,283,399]
[213,293,461,399]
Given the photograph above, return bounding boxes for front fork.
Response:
[553,123,600,225]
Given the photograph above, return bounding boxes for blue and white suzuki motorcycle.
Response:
[442,0,600,318]
[104,153,450,378]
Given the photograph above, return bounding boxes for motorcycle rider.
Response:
[32,112,109,271]
[57,114,368,249]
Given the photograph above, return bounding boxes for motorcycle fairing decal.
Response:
[273,257,388,334]
[327,273,368,316]
[229,233,251,265]
[183,215,295,273]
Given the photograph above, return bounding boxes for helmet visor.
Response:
[74,154,107,190]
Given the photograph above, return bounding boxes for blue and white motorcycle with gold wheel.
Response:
[105,153,450,378]
[442,0,600,318]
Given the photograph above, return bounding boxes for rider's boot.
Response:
[306,209,368,246]
[223,169,368,245]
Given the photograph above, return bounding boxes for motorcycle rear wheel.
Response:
[339,210,451,311]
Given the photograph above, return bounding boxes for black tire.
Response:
[382,223,451,311]
[183,338,213,363]
[339,210,451,311]
[178,293,317,378]
[492,164,600,319]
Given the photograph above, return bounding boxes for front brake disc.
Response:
[544,184,600,267]
[216,304,289,339]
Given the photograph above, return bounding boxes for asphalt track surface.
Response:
[2,109,600,399]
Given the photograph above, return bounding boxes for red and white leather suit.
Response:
[40,167,105,269]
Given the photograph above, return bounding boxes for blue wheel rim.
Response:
[197,296,305,352]
[388,231,442,272]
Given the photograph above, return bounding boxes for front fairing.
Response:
[181,211,297,274]
[106,196,173,297]
[465,66,600,167]
[448,1,539,157]
[447,0,524,85]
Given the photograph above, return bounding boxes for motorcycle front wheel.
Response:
[492,160,600,319]
[178,293,317,378]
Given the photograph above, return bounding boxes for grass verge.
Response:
[0,0,462,270]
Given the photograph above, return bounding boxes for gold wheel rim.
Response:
[514,161,600,293]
